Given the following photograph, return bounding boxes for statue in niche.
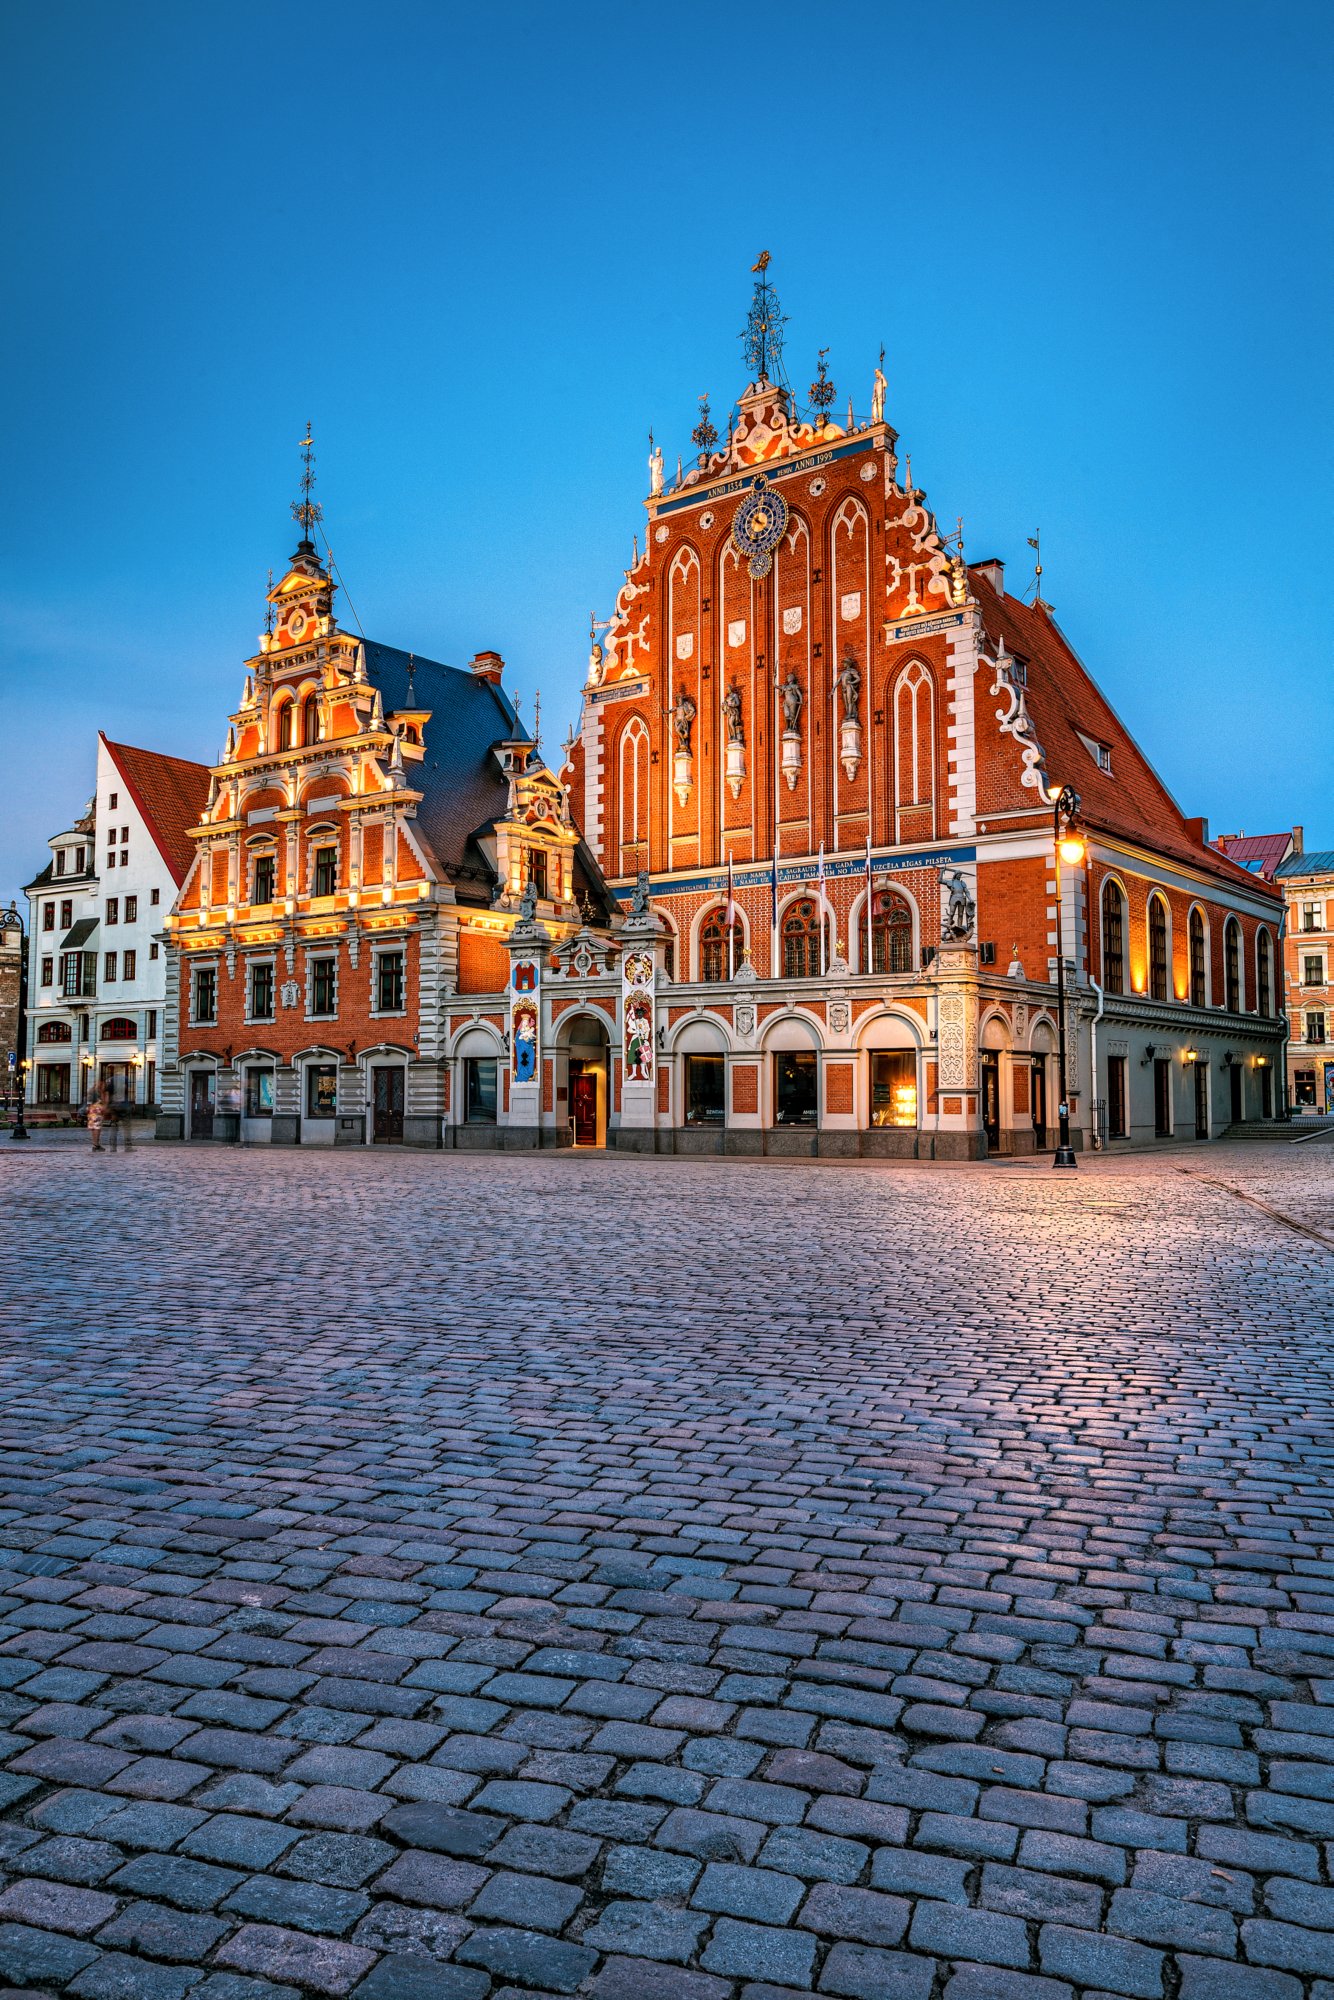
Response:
[723,680,744,744]
[781,671,803,733]
[939,867,976,942]
[837,652,861,723]
[519,879,538,920]
[673,689,697,751]
[629,869,651,917]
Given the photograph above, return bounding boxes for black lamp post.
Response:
[2,902,29,1142]
[1051,786,1085,1171]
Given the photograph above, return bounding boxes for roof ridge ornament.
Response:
[742,251,787,388]
[291,422,323,551]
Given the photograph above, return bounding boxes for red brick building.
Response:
[562,262,1284,1154]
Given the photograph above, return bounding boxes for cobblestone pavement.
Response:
[0,1143,1332,2000]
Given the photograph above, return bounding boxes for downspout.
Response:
[1089,974,1106,1149]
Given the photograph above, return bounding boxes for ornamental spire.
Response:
[291,422,323,550]
[741,251,787,386]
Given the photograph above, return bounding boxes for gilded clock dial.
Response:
[731,476,789,579]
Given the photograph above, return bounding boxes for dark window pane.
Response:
[466,1058,497,1123]
[773,1050,817,1125]
[306,1065,337,1117]
[685,1054,725,1123]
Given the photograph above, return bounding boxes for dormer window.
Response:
[1076,728,1113,774]
[528,848,549,899]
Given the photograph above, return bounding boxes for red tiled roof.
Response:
[970,574,1279,901]
[1212,830,1294,881]
[100,734,211,886]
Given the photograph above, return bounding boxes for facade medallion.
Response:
[654,525,669,544]
[699,511,715,529]
[859,462,877,482]
[809,476,826,496]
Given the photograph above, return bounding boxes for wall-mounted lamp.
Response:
[1141,1044,1159,1066]
[1182,1048,1200,1065]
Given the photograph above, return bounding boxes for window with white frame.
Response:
[375,950,405,1013]
[192,965,217,1024]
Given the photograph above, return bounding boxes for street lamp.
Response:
[1051,786,1085,1170]
[1,902,29,1142]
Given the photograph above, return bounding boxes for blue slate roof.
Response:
[1275,851,1334,879]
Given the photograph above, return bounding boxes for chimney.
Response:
[974,557,1005,594]
[470,649,504,685]
[1294,824,1304,854]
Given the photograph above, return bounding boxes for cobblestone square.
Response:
[1,1142,1332,1999]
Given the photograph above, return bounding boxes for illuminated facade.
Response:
[558,265,1285,1155]
[158,529,614,1146]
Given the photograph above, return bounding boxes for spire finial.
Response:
[742,252,787,385]
[533,687,542,754]
[265,567,274,635]
[291,422,323,547]
[809,348,835,427]
[1027,530,1045,606]
[692,392,718,458]
[406,652,416,704]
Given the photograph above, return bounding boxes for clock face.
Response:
[731,478,789,578]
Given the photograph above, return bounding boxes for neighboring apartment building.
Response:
[1275,845,1334,1115]
[23,735,210,1114]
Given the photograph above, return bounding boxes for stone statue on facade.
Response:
[723,681,744,744]
[939,867,976,942]
[781,671,803,734]
[837,653,861,723]
[649,439,664,499]
[871,351,887,425]
[629,869,651,917]
[519,879,538,920]
[673,689,696,751]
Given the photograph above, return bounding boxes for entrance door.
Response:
[1154,1057,1172,1137]
[981,1054,1000,1154]
[570,1066,598,1146]
[372,1066,404,1143]
[1260,1064,1273,1118]
[1031,1059,1048,1149]
[1229,1063,1243,1124]
[189,1070,215,1139]
[1194,1060,1209,1139]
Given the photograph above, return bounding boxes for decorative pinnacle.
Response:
[291,422,323,545]
[741,252,787,384]
[809,348,836,423]
[692,393,718,455]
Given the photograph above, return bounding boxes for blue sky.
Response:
[2,0,1331,905]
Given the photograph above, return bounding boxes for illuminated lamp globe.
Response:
[1058,831,1086,866]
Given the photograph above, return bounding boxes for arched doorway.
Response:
[557,1013,610,1147]
[979,1015,1012,1156]
[1029,1023,1055,1151]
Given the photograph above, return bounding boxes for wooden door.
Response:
[981,1054,1000,1153]
[1229,1064,1243,1124]
[1031,1060,1047,1148]
[571,1068,598,1146]
[1194,1061,1209,1139]
[189,1070,215,1139]
[372,1066,404,1143]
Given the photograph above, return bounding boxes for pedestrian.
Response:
[87,1081,109,1153]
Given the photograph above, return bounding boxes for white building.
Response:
[23,734,210,1115]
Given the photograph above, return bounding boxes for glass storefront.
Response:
[685,1054,725,1124]
[774,1051,818,1125]
[870,1050,918,1127]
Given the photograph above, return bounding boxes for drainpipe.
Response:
[1088,974,1106,1150]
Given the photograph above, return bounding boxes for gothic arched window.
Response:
[618,717,649,877]
[871,891,914,974]
[782,899,826,980]
[1189,907,1207,1007]
[1148,894,1169,1001]
[699,907,731,983]
[1225,917,1242,1013]
[1101,880,1125,994]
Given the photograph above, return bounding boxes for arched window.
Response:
[100,1017,138,1042]
[301,694,322,747]
[618,717,649,877]
[1257,929,1273,1017]
[1189,908,1207,1007]
[893,662,935,834]
[871,891,914,974]
[1148,894,1169,1001]
[1101,880,1125,994]
[275,700,294,751]
[699,907,733,983]
[37,1021,72,1044]
[782,899,827,980]
[1225,917,1242,1012]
